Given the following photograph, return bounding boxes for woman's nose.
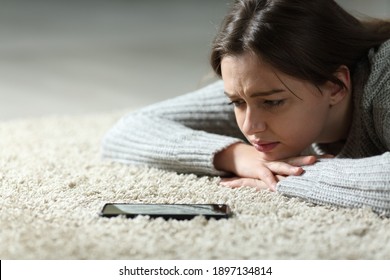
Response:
[242,108,266,136]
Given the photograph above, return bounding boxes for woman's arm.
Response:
[276,153,390,216]
[102,81,245,175]
[214,142,318,189]
[277,103,390,216]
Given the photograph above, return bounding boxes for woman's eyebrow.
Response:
[224,89,285,98]
[250,89,285,97]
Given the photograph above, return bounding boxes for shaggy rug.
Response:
[1,112,390,260]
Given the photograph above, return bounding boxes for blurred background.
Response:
[0,0,389,120]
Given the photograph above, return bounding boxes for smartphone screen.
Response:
[100,203,232,220]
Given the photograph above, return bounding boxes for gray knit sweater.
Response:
[102,40,390,216]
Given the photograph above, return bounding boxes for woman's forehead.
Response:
[221,54,288,91]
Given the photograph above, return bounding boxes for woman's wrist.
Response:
[213,142,252,174]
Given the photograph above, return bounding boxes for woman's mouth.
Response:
[253,141,280,153]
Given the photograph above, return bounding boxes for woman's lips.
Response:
[253,142,280,153]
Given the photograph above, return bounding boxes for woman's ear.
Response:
[322,65,352,106]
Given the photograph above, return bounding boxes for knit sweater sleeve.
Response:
[277,40,390,216]
[101,81,245,175]
[276,154,390,216]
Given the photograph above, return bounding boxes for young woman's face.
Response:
[221,52,336,161]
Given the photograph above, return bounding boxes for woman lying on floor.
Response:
[102,0,390,216]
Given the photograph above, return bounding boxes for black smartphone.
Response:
[99,203,232,220]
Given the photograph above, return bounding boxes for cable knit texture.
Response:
[102,40,390,216]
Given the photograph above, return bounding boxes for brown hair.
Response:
[210,0,390,89]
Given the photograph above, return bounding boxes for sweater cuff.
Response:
[276,159,390,216]
[176,132,243,176]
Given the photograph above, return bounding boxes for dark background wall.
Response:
[0,0,388,120]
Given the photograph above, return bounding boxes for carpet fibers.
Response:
[1,113,390,259]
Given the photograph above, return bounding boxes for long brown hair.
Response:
[210,0,390,89]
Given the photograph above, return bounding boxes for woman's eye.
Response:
[228,99,284,109]
[263,99,285,107]
[228,100,245,107]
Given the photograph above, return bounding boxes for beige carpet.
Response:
[1,112,390,260]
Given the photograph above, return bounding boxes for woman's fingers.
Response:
[220,174,288,192]
[220,177,273,191]
[260,154,335,187]
[284,154,334,166]
[265,161,303,176]
[219,154,335,191]
[224,162,300,190]
[219,154,335,192]
[318,154,335,159]
[284,155,317,166]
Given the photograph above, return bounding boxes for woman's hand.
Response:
[214,142,329,191]
[219,175,286,191]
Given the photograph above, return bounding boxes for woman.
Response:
[102,0,390,216]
